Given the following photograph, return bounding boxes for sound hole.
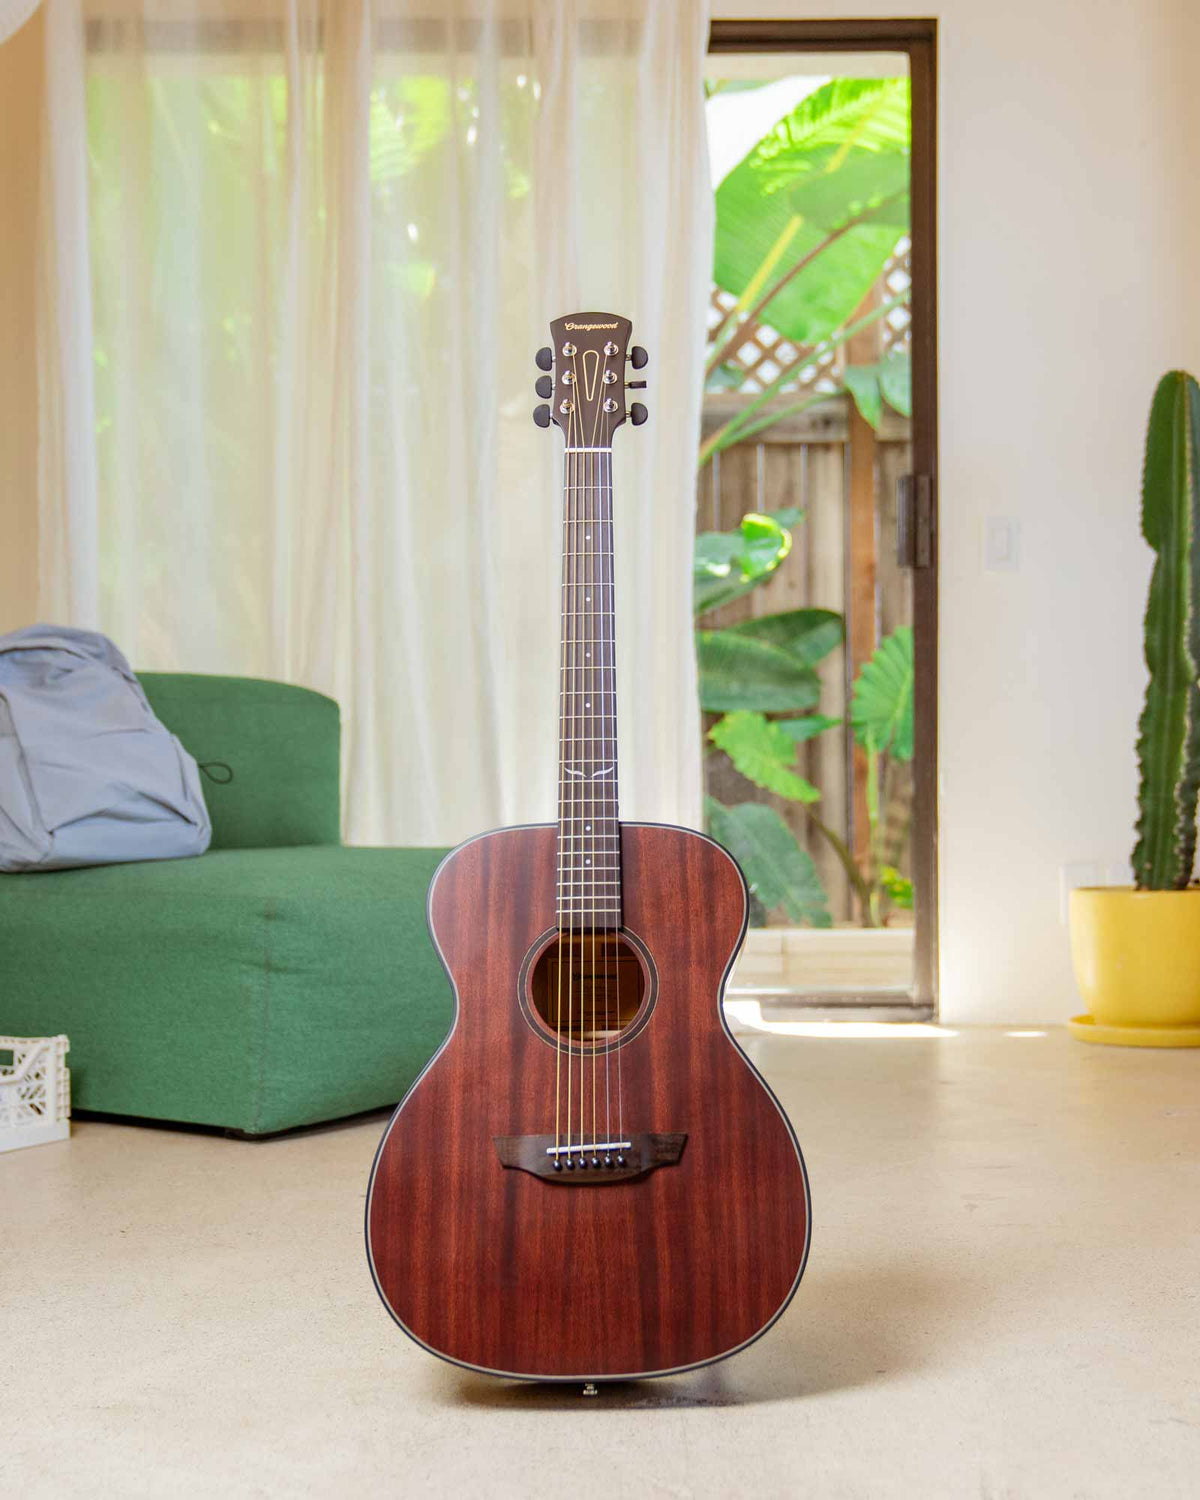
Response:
[528,931,646,1047]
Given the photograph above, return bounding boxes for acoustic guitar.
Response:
[366,313,810,1386]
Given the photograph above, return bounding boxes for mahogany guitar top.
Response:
[366,821,811,1382]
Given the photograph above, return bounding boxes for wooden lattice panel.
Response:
[878,238,912,359]
[708,288,841,396]
[707,235,911,396]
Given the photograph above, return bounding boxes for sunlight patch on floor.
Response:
[724,999,957,1038]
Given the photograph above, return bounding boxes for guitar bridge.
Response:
[493,1132,686,1184]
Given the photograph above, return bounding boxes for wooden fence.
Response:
[696,393,912,924]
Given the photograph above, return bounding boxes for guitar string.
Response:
[567,450,621,1154]
[567,341,585,1162]
[555,339,625,1165]
[606,447,617,1154]
[588,351,616,1162]
[586,361,619,1153]
[566,362,578,1161]
[579,353,594,1160]
[597,445,611,1158]
[585,361,604,1163]
[553,392,569,1165]
[593,361,613,1161]
[587,442,596,1161]
[608,443,624,1154]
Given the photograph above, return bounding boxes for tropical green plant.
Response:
[696,78,915,925]
[706,797,832,928]
[697,608,845,713]
[1133,371,1200,889]
[694,507,798,615]
[700,77,912,468]
[712,79,909,345]
[700,586,914,926]
[694,507,916,926]
[850,626,915,923]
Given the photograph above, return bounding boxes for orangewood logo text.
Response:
[565,322,618,330]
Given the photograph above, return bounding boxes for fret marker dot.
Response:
[585,824,591,832]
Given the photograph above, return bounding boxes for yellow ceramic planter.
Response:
[1069,886,1200,1045]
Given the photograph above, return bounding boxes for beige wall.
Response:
[720,0,1200,1021]
[0,6,42,634]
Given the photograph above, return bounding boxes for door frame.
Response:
[707,18,940,1010]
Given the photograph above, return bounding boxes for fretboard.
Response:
[557,449,621,929]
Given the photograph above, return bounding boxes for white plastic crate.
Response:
[0,1035,70,1153]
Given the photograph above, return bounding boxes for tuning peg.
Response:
[630,402,648,426]
[535,346,554,371]
[535,375,553,398]
[533,404,551,428]
[629,346,648,370]
[626,380,647,390]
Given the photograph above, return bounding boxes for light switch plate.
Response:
[984,516,1020,571]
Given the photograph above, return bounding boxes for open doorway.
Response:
[703,20,937,1018]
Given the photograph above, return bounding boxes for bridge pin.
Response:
[617,1154,627,1167]
[591,1157,600,1168]
[566,1158,576,1170]
[604,1155,613,1168]
[553,1160,563,1172]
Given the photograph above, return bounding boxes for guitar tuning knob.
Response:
[629,346,648,370]
[533,404,551,428]
[535,346,554,371]
[630,402,648,426]
[535,375,553,399]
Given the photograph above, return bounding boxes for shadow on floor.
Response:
[433,1260,981,1410]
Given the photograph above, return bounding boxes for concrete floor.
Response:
[6,1026,1199,1499]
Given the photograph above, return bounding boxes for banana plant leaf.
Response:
[695,507,801,616]
[705,798,832,928]
[843,350,912,431]
[777,713,842,742]
[697,608,843,713]
[727,608,844,665]
[714,78,910,347]
[850,625,914,759]
[708,711,821,803]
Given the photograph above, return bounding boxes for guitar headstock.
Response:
[533,312,648,448]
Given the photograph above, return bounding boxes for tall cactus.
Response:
[1133,371,1200,889]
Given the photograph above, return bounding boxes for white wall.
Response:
[717,0,1200,1021]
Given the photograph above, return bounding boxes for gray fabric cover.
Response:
[0,625,211,872]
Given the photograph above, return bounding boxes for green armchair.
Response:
[0,674,451,1134]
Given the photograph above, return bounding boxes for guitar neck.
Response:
[557,447,621,930]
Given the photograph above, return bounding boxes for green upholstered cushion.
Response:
[0,845,452,1133]
[138,673,340,851]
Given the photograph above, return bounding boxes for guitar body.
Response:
[366,821,811,1382]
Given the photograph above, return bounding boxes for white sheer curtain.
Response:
[34,0,711,844]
